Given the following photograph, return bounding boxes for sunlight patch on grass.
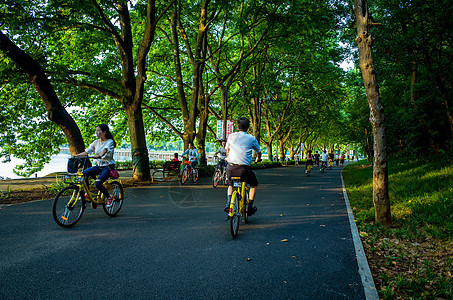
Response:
[343,155,453,299]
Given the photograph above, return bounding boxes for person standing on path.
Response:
[224,117,261,215]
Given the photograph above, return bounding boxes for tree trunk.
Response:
[114,1,156,181]
[354,0,391,226]
[124,103,150,181]
[0,31,85,155]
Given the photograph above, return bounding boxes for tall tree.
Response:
[0,31,85,163]
[354,0,391,226]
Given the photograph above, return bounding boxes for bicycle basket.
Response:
[63,173,84,184]
[67,157,80,173]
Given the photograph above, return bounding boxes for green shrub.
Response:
[197,165,215,177]
[251,160,282,169]
[43,180,67,195]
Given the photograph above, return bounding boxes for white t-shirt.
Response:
[86,139,115,167]
[226,131,261,165]
[321,152,328,162]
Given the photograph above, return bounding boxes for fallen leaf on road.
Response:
[281,239,289,242]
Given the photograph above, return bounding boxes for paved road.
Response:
[1,165,367,299]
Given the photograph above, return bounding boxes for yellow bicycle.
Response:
[52,157,124,228]
[228,177,250,238]
[305,163,312,176]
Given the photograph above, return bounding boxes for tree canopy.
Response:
[1,0,451,177]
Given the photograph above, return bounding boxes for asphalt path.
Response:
[1,164,367,299]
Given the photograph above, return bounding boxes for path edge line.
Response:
[341,169,379,300]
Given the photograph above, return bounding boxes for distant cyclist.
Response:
[214,140,227,169]
[305,150,313,174]
[314,151,320,167]
[321,150,328,170]
[224,117,261,216]
[328,151,335,166]
[182,143,199,170]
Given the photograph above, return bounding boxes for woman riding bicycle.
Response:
[182,143,199,170]
[74,124,116,207]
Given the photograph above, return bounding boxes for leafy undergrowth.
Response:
[343,155,453,299]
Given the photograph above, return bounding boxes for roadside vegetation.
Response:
[343,155,453,299]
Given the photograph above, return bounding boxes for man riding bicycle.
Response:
[321,150,328,170]
[224,117,261,216]
[214,140,227,170]
[314,151,320,167]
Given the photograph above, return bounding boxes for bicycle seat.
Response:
[231,177,243,187]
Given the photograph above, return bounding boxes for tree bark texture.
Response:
[0,31,86,156]
[354,0,392,226]
[113,1,154,181]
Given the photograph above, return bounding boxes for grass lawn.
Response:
[342,155,452,300]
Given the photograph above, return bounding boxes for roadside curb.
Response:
[341,169,379,300]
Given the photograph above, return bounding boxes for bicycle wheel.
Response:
[103,181,124,216]
[52,185,85,228]
[243,188,249,224]
[180,168,188,185]
[230,192,240,238]
[212,169,220,188]
[192,169,199,183]
[223,171,228,186]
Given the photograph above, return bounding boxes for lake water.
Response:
[1,154,70,179]
[0,149,134,179]
[0,149,217,179]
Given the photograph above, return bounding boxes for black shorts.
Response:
[227,164,259,187]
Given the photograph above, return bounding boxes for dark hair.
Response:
[237,117,250,131]
[97,124,116,147]
[174,153,178,158]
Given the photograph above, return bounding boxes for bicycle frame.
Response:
[228,177,248,218]
[66,172,119,205]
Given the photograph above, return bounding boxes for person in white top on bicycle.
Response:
[214,140,227,169]
[224,117,261,215]
[321,150,328,170]
[74,124,116,207]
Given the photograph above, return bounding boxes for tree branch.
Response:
[142,102,183,138]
